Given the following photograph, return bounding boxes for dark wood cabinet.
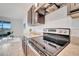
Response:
[27,44,38,56]
[22,38,38,56]
[67,3,79,18]
[38,13,45,24]
[27,5,45,26]
[22,38,27,55]
[27,6,32,26]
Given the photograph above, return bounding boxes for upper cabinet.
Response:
[27,6,32,26]
[34,3,66,14]
[67,3,79,18]
[27,3,66,26]
[70,3,79,11]
[27,4,45,26]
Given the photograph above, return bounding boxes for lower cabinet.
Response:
[22,39,27,56]
[27,45,38,56]
[22,38,39,56]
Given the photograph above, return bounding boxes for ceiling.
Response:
[0,3,33,20]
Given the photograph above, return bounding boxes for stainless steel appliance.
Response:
[27,28,70,56]
[43,28,70,55]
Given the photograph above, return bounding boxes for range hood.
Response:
[34,3,65,15]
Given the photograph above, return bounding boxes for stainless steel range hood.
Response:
[34,3,66,15]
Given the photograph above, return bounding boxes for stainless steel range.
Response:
[28,28,70,56]
[43,28,70,55]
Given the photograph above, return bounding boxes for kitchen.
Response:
[23,3,79,56]
[0,3,79,56]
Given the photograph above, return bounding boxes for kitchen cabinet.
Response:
[70,3,79,10]
[27,6,32,26]
[37,13,45,24]
[27,3,66,25]
[27,43,39,56]
[27,4,45,26]
[67,3,79,18]
[22,37,40,56]
[22,38,27,55]
[67,3,79,13]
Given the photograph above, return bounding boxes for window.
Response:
[0,21,2,29]
[0,21,11,30]
[3,22,11,29]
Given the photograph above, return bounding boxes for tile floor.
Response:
[0,38,24,56]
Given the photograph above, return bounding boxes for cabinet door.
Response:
[70,3,79,10]
[27,7,32,25]
[27,44,39,56]
[27,5,37,25]
[22,39,27,55]
[37,13,45,24]
[31,5,36,25]
[27,5,45,25]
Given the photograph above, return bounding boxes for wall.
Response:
[45,6,71,28]
[0,17,23,37]
[71,18,79,37]
[11,18,24,37]
[0,3,32,20]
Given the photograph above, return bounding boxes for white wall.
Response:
[71,29,79,37]
[71,18,79,37]
[0,3,32,20]
[11,18,24,37]
[45,17,71,28]
[45,6,71,28]
[0,17,23,37]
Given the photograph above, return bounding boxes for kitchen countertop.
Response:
[58,36,79,56]
[25,32,43,38]
[25,32,79,56]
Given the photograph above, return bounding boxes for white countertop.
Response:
[58,36,79,56]
[58,43,79,56]
[25,32,79,56]
[25,32,43,38]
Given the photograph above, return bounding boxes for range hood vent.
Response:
[35,3,65,15]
